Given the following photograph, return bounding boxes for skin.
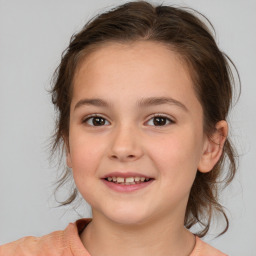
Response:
[66,41,228,256]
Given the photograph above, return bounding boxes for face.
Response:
[67,41,210,226]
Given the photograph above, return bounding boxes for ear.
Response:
[63,136,72,168]
[198,120,228,173]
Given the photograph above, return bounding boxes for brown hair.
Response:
[51,1,239,237]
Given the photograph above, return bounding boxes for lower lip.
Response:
[102,179,154,192]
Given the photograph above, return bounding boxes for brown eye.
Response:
[84,116,110,126]
[93,117,105,126]
[147,115,173,126]
[153,117,167,126]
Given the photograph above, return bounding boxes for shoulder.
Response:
[0,219,91,256]
[190,236,228,256]
[0,230,69,256]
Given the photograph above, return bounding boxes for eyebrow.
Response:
[74,98,109,110]
[74,97,188,112]
[137,97,188,111]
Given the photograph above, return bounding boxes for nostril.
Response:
[110,154,135,160]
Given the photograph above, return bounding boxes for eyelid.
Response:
[82,114,111,126]
[145,113,175,126]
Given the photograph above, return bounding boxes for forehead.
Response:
[72,41,201,112]
[75,41,188,75]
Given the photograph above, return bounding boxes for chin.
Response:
[102,207,154,227]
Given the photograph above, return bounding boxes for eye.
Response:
[83,115,110,126]
[146,115,174,126]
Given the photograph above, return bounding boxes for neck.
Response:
[80,212,195,256]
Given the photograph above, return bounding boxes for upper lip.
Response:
[102,172,154,179]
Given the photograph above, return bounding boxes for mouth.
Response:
[101,173,154,192]
[104,176,153,185]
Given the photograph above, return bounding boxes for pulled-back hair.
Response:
[51,1,239,237]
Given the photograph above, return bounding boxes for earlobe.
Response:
[66,151,72,168]
[198,120,228,173]
[64,136,72,168]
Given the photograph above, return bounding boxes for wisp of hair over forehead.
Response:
[50,1,240,237]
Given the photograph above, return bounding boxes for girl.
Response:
[0,1,239,255]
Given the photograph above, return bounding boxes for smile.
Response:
[105,176,152,185]
[102,173,154,192]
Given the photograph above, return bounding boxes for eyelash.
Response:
[147,114,175,126]
[82,114,175,127]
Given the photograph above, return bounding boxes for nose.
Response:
[108,125,144,162]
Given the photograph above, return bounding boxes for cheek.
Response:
[69,133,104,179]
[68,134,105,206]
[148,128,203,182]
[155,136,199,165]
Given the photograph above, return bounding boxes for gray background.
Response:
[0,0,255,255]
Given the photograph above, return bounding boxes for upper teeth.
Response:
[107,176,150,184]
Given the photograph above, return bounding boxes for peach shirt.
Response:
[0,219,227,256]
